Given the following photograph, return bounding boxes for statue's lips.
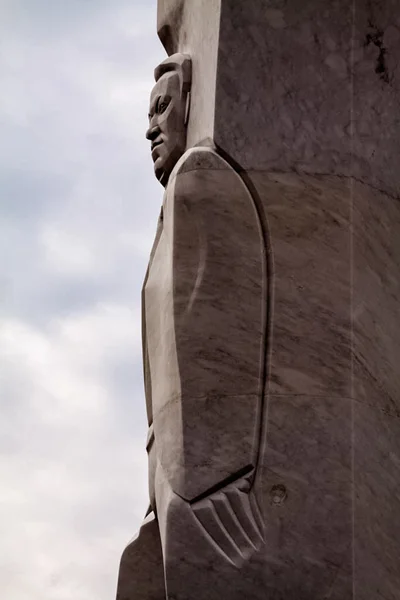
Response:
[151,140,163,162]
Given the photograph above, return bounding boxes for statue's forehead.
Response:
[150,71,180,102]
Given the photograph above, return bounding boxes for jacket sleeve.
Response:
[145,147,267,501]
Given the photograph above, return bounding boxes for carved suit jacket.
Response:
[142,146,266,503]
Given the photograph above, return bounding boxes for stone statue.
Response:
[145,53,191,187]
[117,2,400,596]
[116,53,268,599]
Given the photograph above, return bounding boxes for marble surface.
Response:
[116,512,165,600]
[144,147,266,501]
[352,178,400,599]
[215,0,353,176]
[214,0,400,197]
[354,403,400,600]
[258,393,353,599]
[250,171,352,397]
[353,180,400,417]
[352,0,400,198]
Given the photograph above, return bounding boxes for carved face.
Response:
[146,71,187,186]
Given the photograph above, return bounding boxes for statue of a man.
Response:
[145,53,191,187]
[117,53,267,600]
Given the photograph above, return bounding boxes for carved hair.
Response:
[154,53,192,96]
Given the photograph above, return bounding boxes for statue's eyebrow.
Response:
[148,95,161,119]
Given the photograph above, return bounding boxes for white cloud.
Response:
[40,226,100,277]
[0,306,149,599]
[0,1,166,598]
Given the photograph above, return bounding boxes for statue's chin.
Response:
[154,162,169,187]
[153,145,185,187]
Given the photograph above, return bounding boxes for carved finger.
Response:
[212,491,259,555]
[192,499,244,566]
[225,488,264,549]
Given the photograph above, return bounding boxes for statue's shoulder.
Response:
[165,145,246,210]
[169,145,236,183]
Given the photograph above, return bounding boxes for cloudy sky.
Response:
[0,1,166,598]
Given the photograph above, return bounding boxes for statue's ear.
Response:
[184,91,191,126]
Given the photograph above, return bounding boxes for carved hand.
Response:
[191,475,265,567]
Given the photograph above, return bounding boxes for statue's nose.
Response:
[146,124,160,141]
